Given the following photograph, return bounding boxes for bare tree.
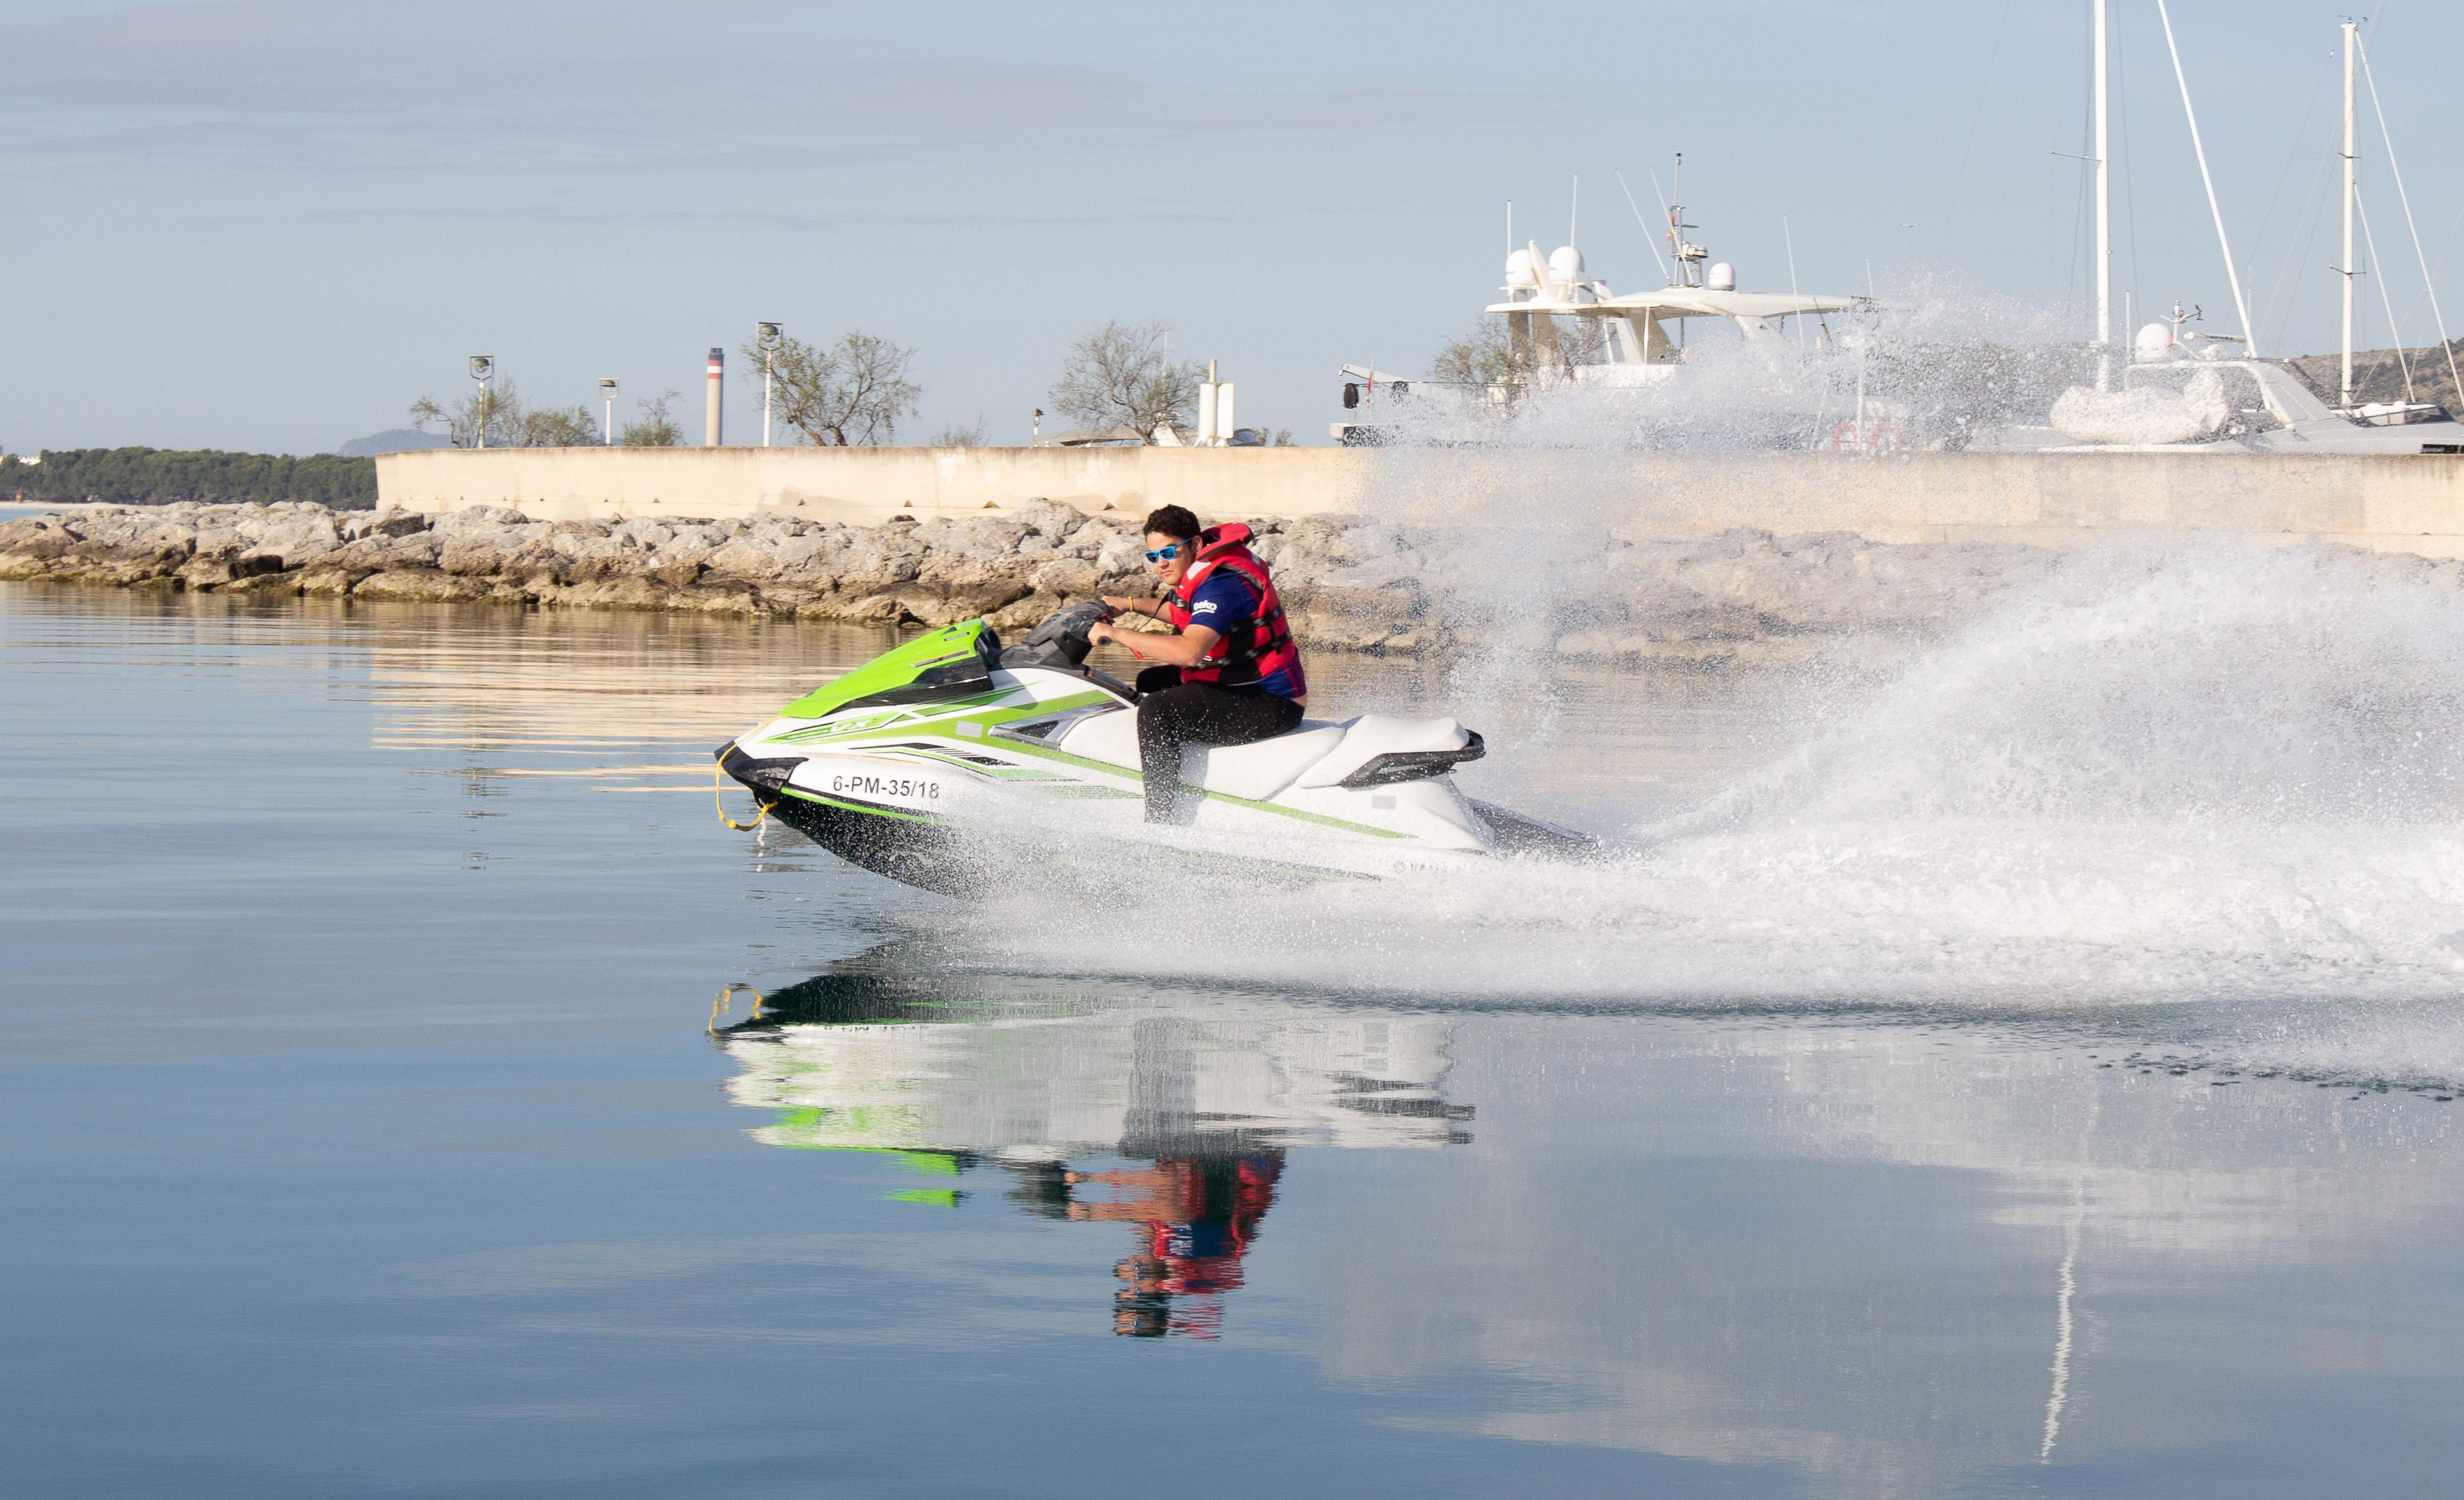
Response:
[1429,320,1529,389]
[928,415,989,447]
[748,331,921,447]
[1048,320,1202,442]
[618,390,684,447]
[408,384,511,448]
[409,379,598,447]
[1430,315,1606,392]
[1552,315,1610,369]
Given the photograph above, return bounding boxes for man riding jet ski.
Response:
[714,515,1593,897]
[1090,506,1307,823]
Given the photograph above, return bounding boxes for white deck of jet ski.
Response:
[719,613,1601,895]
[1054,709,1471,802]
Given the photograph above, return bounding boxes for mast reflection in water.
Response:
[711,954,1472,1338]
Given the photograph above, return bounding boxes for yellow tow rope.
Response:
[714,761,777,832]
[710,982,767,1032]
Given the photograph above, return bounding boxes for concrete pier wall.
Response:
[376,446,2464,558]
[375,446,1365,528]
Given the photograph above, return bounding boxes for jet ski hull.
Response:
[721,741,978,894]
[715,616,1595,896]
[719,737,1507,895]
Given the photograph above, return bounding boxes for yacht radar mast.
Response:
[1666,152,1707,289]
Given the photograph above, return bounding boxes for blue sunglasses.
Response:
[1143,543,1183,564]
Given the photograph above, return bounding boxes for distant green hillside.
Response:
[0,448,377,509]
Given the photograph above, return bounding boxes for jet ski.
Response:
[714,602,1593,895]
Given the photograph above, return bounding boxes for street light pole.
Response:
[468,356,494,449]
[599,377,619,445]
[756,322,781,447]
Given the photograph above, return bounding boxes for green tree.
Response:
[513,405,599,447]
[1430,320,1527,388]
[409,378,599,448]
[746,331,921,446]
[0,448,376,507]
[1429,315,1602,391]
[1048,320,1201,442]
[618,390,685,447]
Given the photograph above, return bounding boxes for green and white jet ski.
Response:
[715,603,1592,895]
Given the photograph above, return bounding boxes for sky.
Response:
[2,0,2459,454]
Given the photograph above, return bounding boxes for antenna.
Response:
[1615,171,1672,280]
[2154,0,2259,356]
[2340,18,2357,406]
[1663,151,1706,289]
[1784,216,1805,352]
[2356,27,2464,416]
[2094,0,2111,352]
[1647,169,1677,286]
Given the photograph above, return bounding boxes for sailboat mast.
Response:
[2341,19,2358,408]
[2153,0,2259,356]
[2094,0,2111,350]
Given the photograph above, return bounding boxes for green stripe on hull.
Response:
[769,684,1412,841]
[778,786,941,823]
[982,737,1410,838]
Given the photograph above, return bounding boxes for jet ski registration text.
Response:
[829,773,941,801]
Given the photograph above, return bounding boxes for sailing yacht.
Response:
[1983,5,2464,454]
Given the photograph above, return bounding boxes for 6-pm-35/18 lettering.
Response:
[830,774,941,800]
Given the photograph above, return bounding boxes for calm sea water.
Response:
[4,580,2461,1499]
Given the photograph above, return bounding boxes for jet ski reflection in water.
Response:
[715,517,1592,895]
[712,956,1475,1338]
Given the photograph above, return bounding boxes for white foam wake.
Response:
[937,542,2464,1082]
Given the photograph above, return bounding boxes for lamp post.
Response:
[468,355,494,449]
[756,322,782,447]
[599,377,619,445]
[1032,408,1042,443]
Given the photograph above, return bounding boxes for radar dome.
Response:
[1505,248,1541,289]
[1546,245,1585,285]
[2134,321,2176,361]
[1707,262,1736,291]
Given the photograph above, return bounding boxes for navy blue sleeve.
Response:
[1183,573,1258,637]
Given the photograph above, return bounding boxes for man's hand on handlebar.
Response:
[1091,597,1143,650]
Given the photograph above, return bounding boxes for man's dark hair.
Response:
[1142,504,1201,541]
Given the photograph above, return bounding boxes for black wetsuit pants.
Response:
[1134,666,1304,822]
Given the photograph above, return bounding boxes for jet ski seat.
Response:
[1294,714,1478,789]
[1055,710,1346,800]
[1187,723,1349,800]
[1050,710,1478,801]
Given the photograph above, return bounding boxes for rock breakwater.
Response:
[1,498,2086,662]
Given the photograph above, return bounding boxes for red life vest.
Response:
[1164,524,1306,697]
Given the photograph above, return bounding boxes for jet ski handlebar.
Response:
[998,601,1137,700]
[1000,599,1111,670]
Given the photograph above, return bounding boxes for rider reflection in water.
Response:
[1091,504,1309,823]
[1060,1151,1285,1339]
[997,1017,1291,1338]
